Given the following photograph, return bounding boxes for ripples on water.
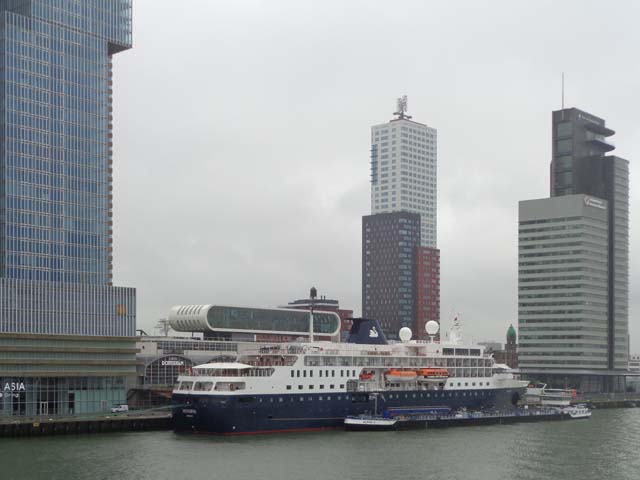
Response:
[1,409,639,480]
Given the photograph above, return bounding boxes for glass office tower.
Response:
[0,1,136,417]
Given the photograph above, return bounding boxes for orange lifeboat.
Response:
[385,369,417,383]
[416,368,449,381]
[359,372,374,381]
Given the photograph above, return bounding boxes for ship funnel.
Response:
[346,318,388,345]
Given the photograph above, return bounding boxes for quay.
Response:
[0,411,171,438]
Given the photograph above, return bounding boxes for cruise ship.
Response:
[172,317,528,434]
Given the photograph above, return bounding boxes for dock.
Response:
[0,411,172,438]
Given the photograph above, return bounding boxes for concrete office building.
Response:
[518,107,630,392]
[550,108,629,371]
[0,1,136,417]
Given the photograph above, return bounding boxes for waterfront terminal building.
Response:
[129,306,342,406]
[0,1,136,417]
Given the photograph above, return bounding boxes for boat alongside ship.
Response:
[172,318,529,434]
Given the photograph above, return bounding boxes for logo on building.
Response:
[3,382,26,392]
[161,359,185,367]
[584,196,606,210]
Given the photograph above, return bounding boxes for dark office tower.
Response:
[550,108,629,372]
[362,211,420,339]
[0,1,136,417]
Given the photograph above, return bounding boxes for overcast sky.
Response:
[111,0,640,347]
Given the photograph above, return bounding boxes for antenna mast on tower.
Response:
[393,95,412,120]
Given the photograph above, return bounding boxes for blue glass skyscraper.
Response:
[0,1,137,417]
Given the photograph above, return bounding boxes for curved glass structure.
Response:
[206,306,340,336]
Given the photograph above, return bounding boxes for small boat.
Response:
[359,372,374,381]
[385,369,417,382]
[344,416,397,431]
[525,383,576,407]
[562,405,591,419]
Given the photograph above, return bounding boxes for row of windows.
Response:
[290,369,355,378]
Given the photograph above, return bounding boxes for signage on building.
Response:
[584,196,606,210]
[3,381,26,392]
[161,359,185,367]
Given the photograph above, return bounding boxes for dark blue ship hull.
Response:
[172,387,524,435]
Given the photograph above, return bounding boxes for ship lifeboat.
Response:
[416,368,449,381]
[359,372,374,381]
[385,369,417,383]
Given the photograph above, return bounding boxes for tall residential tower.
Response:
[0,1,136,417]
[364,98,440,339]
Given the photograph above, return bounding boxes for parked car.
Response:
[110,404,129,413]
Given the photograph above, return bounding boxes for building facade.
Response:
[370,98,437,248]
[518,194,623,392]
[550,108,629,371]
[0,1,136,417]
[415,246,440,339]
[362,211,421,339]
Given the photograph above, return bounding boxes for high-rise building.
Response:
[0,1,136,417]
[517,107,630,393]
[362,211,421,339]
[550,108,629,371]
[365,98,441,339]
[370,96,437,248]
[518,194,611,390]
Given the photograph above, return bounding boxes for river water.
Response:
[1,409,639,480]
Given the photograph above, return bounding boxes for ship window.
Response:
[296,370,300,377]
[319,371,323,377]
[298,385,303,390]
[303,371,307,378]
[337,396,341,400]
[457,383,461,386]
[286,385,291,390]
[455,393,458,396]
[330,385,335,389]
[320,385,324,389]
[279,397,283,402]
[310,371,313,378]
[427,393,430,398]
[300,397,304,401]
[332,371,335,377]
[465,383,468,386]
[308,397,312,401]
[346,371,349,377]
[472,382,476,386]
[309,385,314,390]
[319,396,323,401]
[179,381,193,391]
[290,371,294,378]
[327,396,331,400]
[449,383,453,387]
[340,384,344,389]
[352,370,356,377]
[463,393,466,396]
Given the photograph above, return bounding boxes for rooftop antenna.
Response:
[393,95,412,120]
[561,72,565,110]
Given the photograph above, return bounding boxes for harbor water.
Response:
[1,409,639,480]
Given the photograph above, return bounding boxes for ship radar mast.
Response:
[393,95,412,120]
[448,315,463,345]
